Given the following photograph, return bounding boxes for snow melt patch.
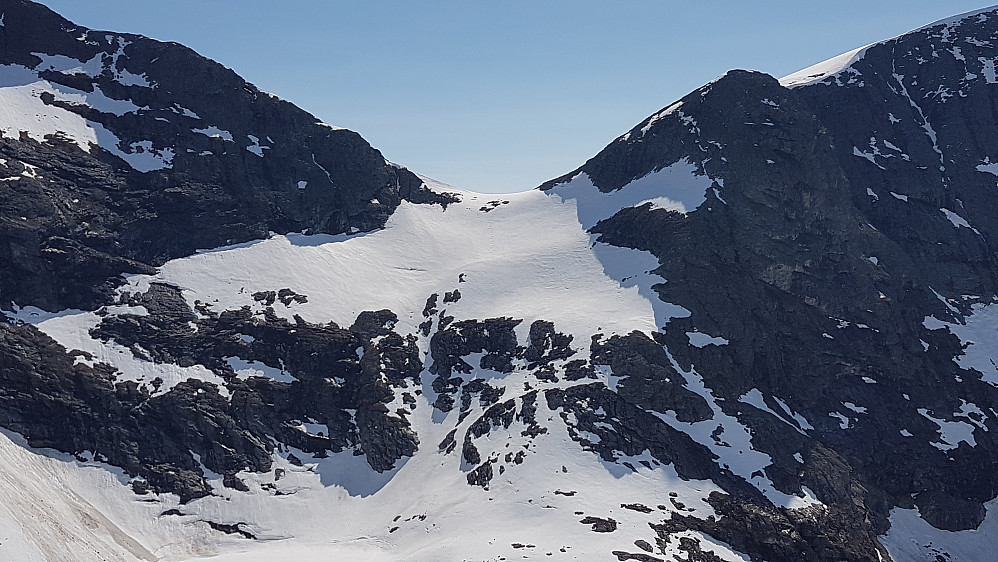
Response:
[853,146,885,169]
[637,100,682,137]
[738,389,806,435]
[941,207,978,232]
[224,356,295,383]
[193,126,233,141]
[914,6,998,35]
[32,52,105,78]
[246,134,269,157]
[923,300,998,385]
[59,84,144,116]
[33,42,152,89]
[549,158,714,229]
[976,159,998,175]
[656,363,821,509]
[882,497,998,562]
[89,121,174,172]
[981,58,998,83]
[687,331,729,347]
[0,64,170,171]
[0,64,97,152]
[918,407,977,451]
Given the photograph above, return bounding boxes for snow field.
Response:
[121,185,664,345]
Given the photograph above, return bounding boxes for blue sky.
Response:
[40,1,990,193]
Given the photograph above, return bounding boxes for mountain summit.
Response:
[3,2,998,561]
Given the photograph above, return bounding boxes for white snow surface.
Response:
[977,161,998,175]
[0,379,752,562]
[0,64,98,151]
[882,497,998,562]
[687,331,729,347]
[4,305,227,396]
[0,174,778,560]
[0,427,191,562]
[940,207,978,232]
[122,185,672,340]
[655,365,821,509]
[780,45,870,88]
[549,158,714,229]
[224,356,295,383]
[915,6,998,33]
[0,61,172,171]
[738,389,806,435]
[923,300,998,385]
[918,408,977,451]
[193,126,234,141]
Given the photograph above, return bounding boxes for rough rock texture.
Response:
[2,282,422,500]
[535,9,998,556]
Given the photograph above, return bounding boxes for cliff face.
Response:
[3,3,998,561]
[534,8,998,554]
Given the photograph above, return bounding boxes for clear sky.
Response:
[37,1,991,193]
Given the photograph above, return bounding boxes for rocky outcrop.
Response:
[2,282,423,500]
[551,14,998,544]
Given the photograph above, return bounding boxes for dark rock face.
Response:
[2,282,422,500]
[0,0,453,312]
[591,331,711,423]
[580,516,617,532]
[534,8,998,557]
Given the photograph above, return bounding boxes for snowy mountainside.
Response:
[0,0,447,312]
[5,2,998,562]
[4,186,788,562]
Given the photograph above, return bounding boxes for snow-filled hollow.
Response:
[117,182,688,345]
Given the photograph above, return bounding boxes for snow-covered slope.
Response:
[8,2,998,562]
[122,185,663,345]
[6,167,769,561]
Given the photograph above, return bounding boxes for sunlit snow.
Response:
[549,158,714,229]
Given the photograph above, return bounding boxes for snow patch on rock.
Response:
[549,159,714,229]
